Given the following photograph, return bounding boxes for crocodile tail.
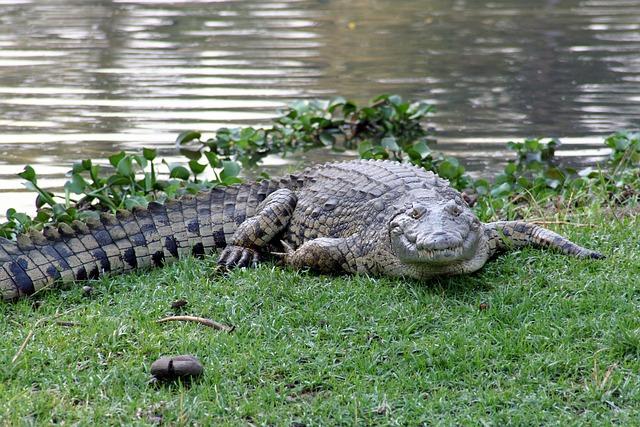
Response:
[484,221,605,259]
[0,189,234,301]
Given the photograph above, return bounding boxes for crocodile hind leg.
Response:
[218,188,297,268]
[484,221,605,259]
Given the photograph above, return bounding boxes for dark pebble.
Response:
[150,355,203,381]
[171,299,188,309]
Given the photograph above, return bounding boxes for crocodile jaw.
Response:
[384,232,490,279]
[394,229,482,265]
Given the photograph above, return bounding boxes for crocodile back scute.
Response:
[284,160,451,245]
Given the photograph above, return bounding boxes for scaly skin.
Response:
[0,160,603,301]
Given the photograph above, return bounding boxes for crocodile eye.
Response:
[446,202,462,217]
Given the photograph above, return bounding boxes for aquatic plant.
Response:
[1,96,638,238]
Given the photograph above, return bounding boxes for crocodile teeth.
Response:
[420,246,464,260]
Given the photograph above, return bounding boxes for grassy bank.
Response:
[1,211,638,425]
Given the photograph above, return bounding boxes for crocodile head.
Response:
[387,189,488,276]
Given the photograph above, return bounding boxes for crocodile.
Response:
[0,159,603,301]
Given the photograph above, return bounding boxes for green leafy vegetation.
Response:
[1,95,638,239]
[472,132,640,219]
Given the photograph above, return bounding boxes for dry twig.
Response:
[12,308,79,363]
[156,315,234,333]
[55,320,81,327]
[11,330,35,364]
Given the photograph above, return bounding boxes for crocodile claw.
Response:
[270,240,295,263]
[281,240,294,253]
[217,245,259,269]
[270,240,295,259]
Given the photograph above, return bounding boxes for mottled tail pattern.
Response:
[0,180,286,301]
[484,221,605,259]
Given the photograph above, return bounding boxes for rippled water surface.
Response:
[1,0,639,213]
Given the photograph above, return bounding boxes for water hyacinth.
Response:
[2,96,639,239]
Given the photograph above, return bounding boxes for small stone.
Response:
[148,414,163,424]
[150,355,203,382]
[374,400,390,415]
[82,286,93,296]
[479,302,489,310]
[171,299,188,309]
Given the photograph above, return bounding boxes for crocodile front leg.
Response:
[218,188,297,268]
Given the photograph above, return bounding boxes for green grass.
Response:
[1,215,639,425]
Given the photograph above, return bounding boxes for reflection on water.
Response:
[0,0,639,214]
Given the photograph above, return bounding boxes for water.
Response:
[1,0,639,214]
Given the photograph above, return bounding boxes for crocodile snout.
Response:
[416,231,463,251]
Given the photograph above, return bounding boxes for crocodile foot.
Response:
[217,245,259,269]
